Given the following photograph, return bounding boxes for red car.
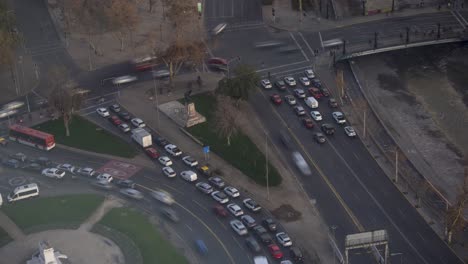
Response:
[308,87,323,99]
[302,118,314,129]
[145,147,159,159]
[109,115,122,126]
[268,244,283,259]
[270,94,282,105]
[213,205,228,217]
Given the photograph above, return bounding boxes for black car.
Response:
[311,78,322,88]
[328,98,338,108]
[262,218,277,232]
[24,163,42,171]
[154,136,169,147]
[37,157,52,166]
[245,236,261,253]
[314,132,326,144]
[321,123,335,135]
[115,179,136,189]
[9,152,27,162]
[109,104,121,113]
[2,159,20,169]
[253,225,272,244]
[118,111,131,121]
[290,247,304,263]
[280,130,294,150]
[274,80,287,91]
[320,87,330,97]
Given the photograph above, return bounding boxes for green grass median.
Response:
[34,115,137,158]
[97,208,187,264]
[1,194,104,233]
[184,93,282,186]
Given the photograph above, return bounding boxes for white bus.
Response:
[7,183,39,202]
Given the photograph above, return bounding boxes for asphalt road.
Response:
[204,0,263,29]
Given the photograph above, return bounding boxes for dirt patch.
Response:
[271,204,302,222]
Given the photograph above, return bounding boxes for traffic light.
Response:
[272,8,275,17]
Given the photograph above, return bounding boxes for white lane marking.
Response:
[193,199,209,212]
[289,32,309,61]
[163,183,185,196]
[263,67,310,78]
[215,217,228,231]
[86,92,119,102]
[255,60,309,73]
[318,31,324,49]
[450,11,466,29]
[456,10,468,26]
[185,223,193,231]
[0,185,11,191]
[299,32,316,58]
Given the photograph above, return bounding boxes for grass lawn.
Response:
[1,194,104,233]
[98,208,187,264]
[184,93,282,186]
[34,115,137,158]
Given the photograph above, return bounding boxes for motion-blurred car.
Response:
[328,98,338,108]
[92,180,113,190]
[292,152,311,175]
[161,207,179,222]
[115,179,136,189]
[151,189,174,205]
[112,75,137,85]
[290,247,304,263]
[246,236,261,253]
[10,152,27,162]
[253,225,273,244]
[262,218,278,232]
[213,205,228,217]
[108,115,122,126]
[120,188,144,200]
[302,118,314,129]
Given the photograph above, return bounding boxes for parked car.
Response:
[311,78,322,88]
[211,191,229,204]
[246,236,261,253]
[151,189,174,205]
[2,159,20,169]
[320,87,330,97]
[253,225,273,244]
[321,123,335,135]
[230,220,248,236]
[196,164,211,177]
[92,180,113,190]
[284,95,296,105]
[56,163,75,173]
[131,118,146,128]
[328,98,338,108]
[115,179,136,189]
[145,147,160,159]
[10,152,27,162]
[118,111,132,121]
[310,111,322,121]
[213,205,228,217]
[270,94,282,105]
[120,188,144,200]
[332,111,346,124]
[283,76,296,86]
[293,88,306,98]
[24,163,42,171]
[109,104,121,113]
[180,170,197,182]
[41,168,65,179]
[304,69,315,79]
[96,173,113,183]
[299,77,310,86]
[182,156,198,167]
[109,115,122,126]
[196,182,214,194]
[208,176,225,188]
[276,232,293,247]
[165,144,182,157]
[293,106,305,116]
[275,80,287,91]
[36,157,52,166]
[241,215,257,229]
[154,136,169,147]
[162,166,176,178]
[224,186,240,198]
[96,107,110,117]
[243,198,261,212]
[118,123,131,133]
[158,156,173,166]
[308,87,323,99]
[268,244,283,259]
[77,167,96,177]
[261,79,272,89]
[262,218,278,232]
[290,247,304,263]
[227,203,244,216]
[302,118,314,129]
[344,126,356,137]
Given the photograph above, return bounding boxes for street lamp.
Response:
[361,0,367,16]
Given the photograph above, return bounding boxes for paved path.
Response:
[0,211,25,241]
[79,196,122,232]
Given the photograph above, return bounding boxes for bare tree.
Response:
[46,66,83,136]
[148,0,157,12]
[104,0,139,51]
[214,95,242,146]
[446,166,468,244]
[163,0,198,39]
[0,4,19,68]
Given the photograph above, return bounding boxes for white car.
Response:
[180,170,197,182]
[299,77,310,86]
[243,198,261,212]
[182,156,198,167]
[112,75,138,85]
[165,144,182,157]
[56,163,75,173]
[211,191,229,204]
[96,108,110,117]
[304,69,315,79]
[332,111,346,124]
[261,79,272,89]
[151,189,174,205]
[292,151,312,175]
[196,182,214,194]
[227,203,244,216]
[344,126,356,137]
[284,95,296,105]
[41,168,65,179]
[158,156,173,166]
[77,167,96,177]
[120,188,144,200]
[294,106,305,116]
[293,88,305,98]
[284,76,296,86]
[230,220,248,236]
[131,118,146,128]
[224,186,240,198]
[310,111,322,121]
[118,123,130,133]
[162,166,176,177]
[276,232,292,247]
[96,173,113,183]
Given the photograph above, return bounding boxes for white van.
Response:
[0,193,3,207]
[7,183,39,202]
[180,171,197,182]
[304,97,318,109]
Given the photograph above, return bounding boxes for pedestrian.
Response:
[196,75,202,89]
[400,32,403,39]
[438,4,441,10]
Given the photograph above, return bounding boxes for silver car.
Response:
[112,75,138,85]
[120,188,144,200]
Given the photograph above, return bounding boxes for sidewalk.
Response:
[265,0,449,32]
[118,72,335,263]
[0,212,25,241]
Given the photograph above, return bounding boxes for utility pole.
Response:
[299,0,303,22]
[437,23,441,39]
[405,27,410,44]
[152,70,160,129]
[265,130,270,201]
[374,32,378,49]
[342,40,346,55]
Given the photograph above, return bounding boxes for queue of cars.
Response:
[91,103,304,263]
[262,68,357,144]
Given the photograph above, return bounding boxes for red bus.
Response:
[9,125,55,151]
[131,56,158,72]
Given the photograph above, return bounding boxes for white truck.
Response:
[131,128,152,148]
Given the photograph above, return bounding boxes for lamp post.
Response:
[405,27,410,44]
[374,32,378,49]
[362,0,367,16]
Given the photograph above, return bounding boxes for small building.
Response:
[27,241,68,264]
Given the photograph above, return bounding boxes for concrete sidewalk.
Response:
[0,211,25,241]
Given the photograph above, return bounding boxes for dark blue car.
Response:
[195,240,208,255]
